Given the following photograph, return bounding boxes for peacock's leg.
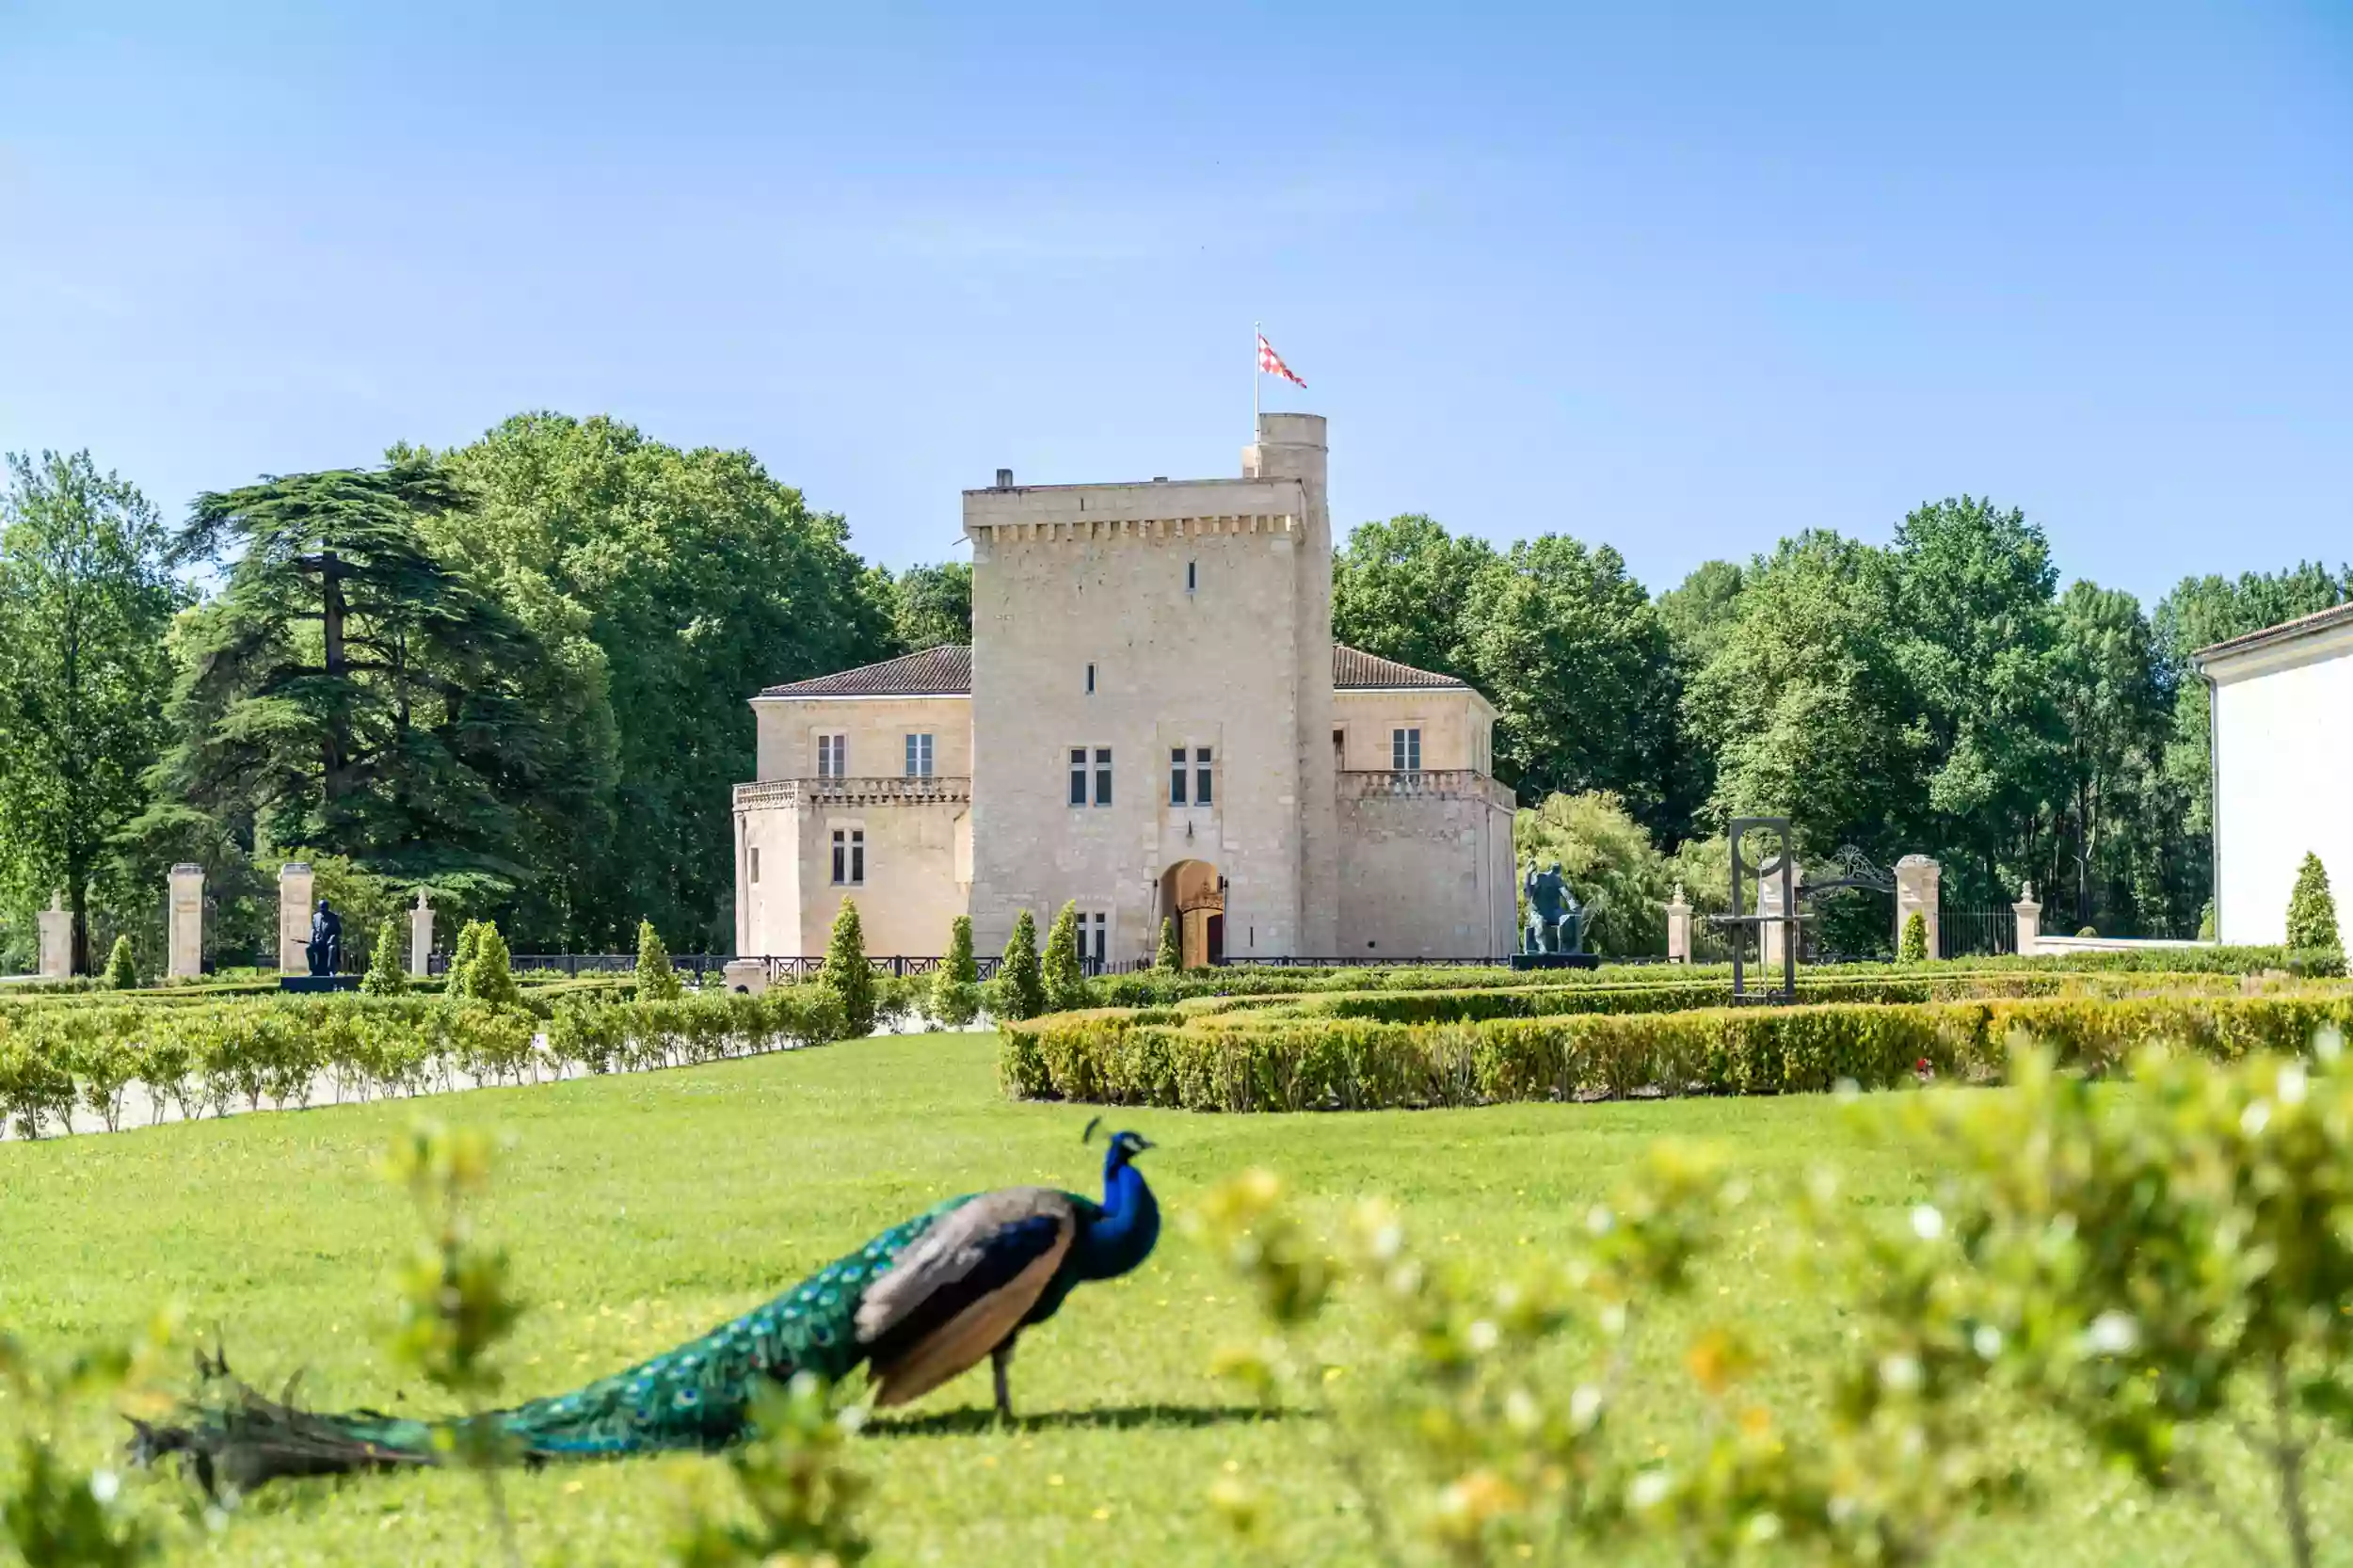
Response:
[990,1336,1018,1421]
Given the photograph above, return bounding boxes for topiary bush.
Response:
[1156,917,1181,973]
[1042,901,1088,1014]
[822,899,876,1037]
[361,917,408,996]
[993,910,1046,1022]
[103,936,138,991]
[931,915,981,1028]
[635,918,684,1002]
[445,921,485,1002]
[463,922,523,1010]
[2286,851,2343,958]
[1898,911,1929,964]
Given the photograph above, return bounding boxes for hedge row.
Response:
[0,985,871,1140]
[998,993,2353,1112]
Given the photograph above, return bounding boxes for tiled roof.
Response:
[759,645,972,698]
[1332,644,1469,690]
[760,641,1471,698]
[2194,600,2353,664]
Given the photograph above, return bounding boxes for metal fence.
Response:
[1937,907,2018,960]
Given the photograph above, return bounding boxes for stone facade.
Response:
[277,862,315,975]
[732,413,1516,964]
[36,895,72,980]
[167,864,204,980]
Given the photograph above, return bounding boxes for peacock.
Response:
[134,1123,1158,1495]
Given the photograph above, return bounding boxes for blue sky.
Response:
[2,1,2347,604]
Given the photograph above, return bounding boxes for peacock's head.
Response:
[1083,1116,1154,1170]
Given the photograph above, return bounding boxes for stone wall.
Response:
[1337,773,1516,959]
[753,694,972,784]
[1332,687,1494,773]
[735,780,968,956]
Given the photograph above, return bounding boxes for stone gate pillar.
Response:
[1894,855,1941,958]
[408,888,435,978]
[277,862,315,974]
[1759,862,1801,969]
[1665,884,1692,964]
[167,865,204,980]
[2013,884,2042,958]
[37,893,72,980]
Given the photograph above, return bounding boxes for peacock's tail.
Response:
[134,1199,967,1494]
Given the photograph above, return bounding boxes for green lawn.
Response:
[0,1034,2319,1565]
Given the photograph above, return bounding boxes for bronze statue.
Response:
[1521,861,1589,955]
[305,898,343,977]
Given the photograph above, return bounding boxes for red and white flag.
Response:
[1257,333,1306,388]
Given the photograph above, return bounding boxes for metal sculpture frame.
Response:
[1713,815,1800,1004]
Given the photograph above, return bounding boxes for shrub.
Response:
[931,915,981,1028]
[463,923,524,1011]
[2198,898,2217,941]
[445,921,485,1002]
[821,899,876,1037]
[99,935,138,991]
[1898,911,1929,964]
[1156,917,1180,972]
[362,917,409,996]
[636,919,684,1002]
[2286,850,2343,957]
[993,910,1046,1022]
[1042,902,1088,1014]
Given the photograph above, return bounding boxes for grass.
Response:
[0,1034,2327,1565]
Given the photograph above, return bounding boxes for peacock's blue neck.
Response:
[1074,1160,1159,1282]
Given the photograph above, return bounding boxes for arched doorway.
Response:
[1160,859,1225,969]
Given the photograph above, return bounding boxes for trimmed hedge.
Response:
[999,993,2353,1112]
[0,986,850,1140]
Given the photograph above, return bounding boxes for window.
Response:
[1186,560,1197,593]
[1083,911,1108,967]
[1194,746,1214,807]
[1095,747,1113,806]
[1170,747,1188,806]
[1085,662,1096,695]
[830,827,864,886]
[749,846,760,885]
[904,732,934,778]
[1393,727,1422,772]
[1068,748,1088,807]
[816,733,847,779]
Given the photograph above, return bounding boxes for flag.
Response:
[1257,333,1306,388]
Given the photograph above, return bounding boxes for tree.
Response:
[2046,583,2185,936]
[1042,901,1087,1013]
[930,914,981,1027]
[1656,559,1745,672]
[462,920,522,1009]
[821,899,875,1037]
[0,451,184,973]
[152,461,561,905]
[1156,917,1181,973]
[1468,536,1676,824]
[445,920,485,1002]
[1898,910,1929,964]
[994,911,1045,1022]
[1512,792,1673,955]
[889,562,971,652]
[1683,531,1925,864]
[635,918,684,1001]
[362,916,408,995]
[2285,853,2341,956]
[419,414,896,949]
[1331,515,1497,680]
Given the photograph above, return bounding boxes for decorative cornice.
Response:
[734,776,973,810]
[1337,770,1514,809]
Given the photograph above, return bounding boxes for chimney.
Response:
[995,468,1014,489]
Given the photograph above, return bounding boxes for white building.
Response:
[2195,602,2353,949]
[730,412,1518,968]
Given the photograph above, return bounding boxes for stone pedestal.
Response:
[2013,884,2042,958]
[1665,884,1692,964]
[1894,855,1940,959]
[277,862,315,975]
[1759,862,1801,969]
[167,865,204,980]
[36,894,72,980]
[408,889,435,979]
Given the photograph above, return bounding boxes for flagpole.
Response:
[1252,319,1260,435]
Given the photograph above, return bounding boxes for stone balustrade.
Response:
[1337,769,1516,809]
[733,776,974,809]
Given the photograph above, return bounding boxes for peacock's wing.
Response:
[853,1186,1080,1408]
[498,1194,972,1456]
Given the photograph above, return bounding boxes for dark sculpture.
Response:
[1521,861,1588,955]
[305,898,343,977]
